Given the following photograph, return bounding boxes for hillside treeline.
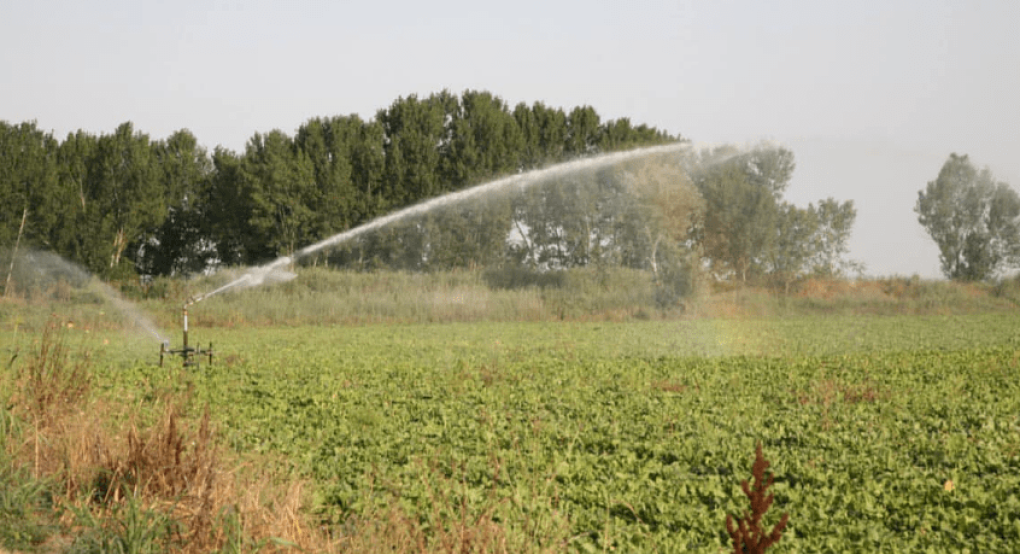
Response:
[0,90,673,279]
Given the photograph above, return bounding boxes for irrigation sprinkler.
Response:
[156,264,296,368]
[160,295,214,368]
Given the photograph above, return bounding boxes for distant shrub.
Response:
[540,267,657,319]
[482,266,567,290]
[991,273,1020,306]
[653,257,701,311]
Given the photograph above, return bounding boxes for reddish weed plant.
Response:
[725,443,789,554]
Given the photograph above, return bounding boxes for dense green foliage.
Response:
[915,153,1020,281]
[0,91,673,279]
[63,313,1019,552]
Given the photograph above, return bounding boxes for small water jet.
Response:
[196,259,297,300]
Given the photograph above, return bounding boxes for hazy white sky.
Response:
[3,0,1017,277]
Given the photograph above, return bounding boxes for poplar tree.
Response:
[692,146,795,281]
[136,129,216,276]
[295,117,358,241]
[0,121,60,250]
[916,154,1020,280]
[242,130,317,259]
[378,92,452,207]
[74,122,162,277]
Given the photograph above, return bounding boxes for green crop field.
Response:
[50,313,1016,552]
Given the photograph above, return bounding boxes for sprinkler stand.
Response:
[160,298,214,368]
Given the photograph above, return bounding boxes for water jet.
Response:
[193,143,695,301]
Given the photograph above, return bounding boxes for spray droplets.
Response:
[5,249,169,343]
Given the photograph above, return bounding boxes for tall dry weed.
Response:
[2,320,335,553]
[11,319,91,426]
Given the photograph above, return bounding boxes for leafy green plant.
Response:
[0,458,57,552]
[69,494,177,554]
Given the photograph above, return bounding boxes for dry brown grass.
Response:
[2,319,333,553]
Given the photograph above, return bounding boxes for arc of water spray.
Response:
[11,249,171,344]
[197,142,696,301]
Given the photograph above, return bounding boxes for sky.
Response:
[2,0,1018,278]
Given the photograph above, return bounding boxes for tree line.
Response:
[1,90,673,278]
[2,89,863,301]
